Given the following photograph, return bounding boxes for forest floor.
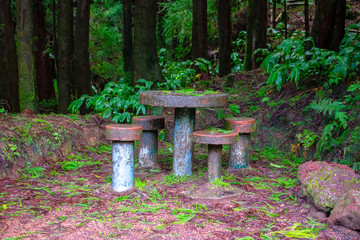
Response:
[1,71,360,240]
[2,2,360,239]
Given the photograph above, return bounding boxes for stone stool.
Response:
[225,117,255,169]
[105,124,142,192]
[132,116,165,169]
[193,130,238,181]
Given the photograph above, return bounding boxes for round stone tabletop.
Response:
[139,90,228,108]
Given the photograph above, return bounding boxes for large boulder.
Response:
[297,161,360,213]
[328,190,360,231]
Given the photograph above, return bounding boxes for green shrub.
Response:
[260,24,360,90]
[68,79,152,123]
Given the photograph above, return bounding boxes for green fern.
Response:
[315,122,336,158]
[309,98,348,128]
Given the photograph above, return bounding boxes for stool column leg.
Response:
[112,141,134,192]
[208,144,222,182]
[139,130,159,169]
[229,133,250,169]
[173,107,195,176]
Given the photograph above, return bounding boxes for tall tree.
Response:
[0,0,19,112]
[72,0,91,103]
[17,0,39,112]
[272,0,276,29]
[33,0,56,106]
[312,0,346,51]
[218,0,232,76]
[123,0,133,83]
[133,0,163,85]
[57,0,74,113]
[192,0,207,60]
[244,0,267,71]
[304,0,309,37]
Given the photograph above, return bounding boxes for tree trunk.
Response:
[33,0,56,106]
[312,0,345,51]
[244,0,268,71]
[304,0,309,37]
[218,0,232,77]
[133,0,163,85]
[123,0,133,83]
[284,0,287,39]
[272,0,276,29]
[73,0,91,103]
[57,0,74,113]
[17,0,39,112]
[192,0,207,60]
[0,0,19,112]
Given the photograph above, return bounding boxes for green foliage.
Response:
[306,85,360,168]
[159,49,213,88]
[261,24,360,90]
[160,0,218,59]
[309,99,348,128]
[68,79,152,123]
[89,1,124,80]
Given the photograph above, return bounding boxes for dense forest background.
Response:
[0,0,359,170]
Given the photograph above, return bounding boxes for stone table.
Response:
[139,90,228,176]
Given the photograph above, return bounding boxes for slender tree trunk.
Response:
[0,0,19,112]
[218,0,232,77]
[73,0,91,103]
[157,0,166,49]
[284,0,287,39]
[33,0,56,106]
[272,0,276,28]
[312,0,345,51]
[17,0,39,112]
[57,0,74,113]
[304,0,309,37]
[123,0,133,83]
[52,0,58,75]
[133,0,163,85]
[244,0,268,71]
[192,0,207,60]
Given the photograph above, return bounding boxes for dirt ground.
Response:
[1,136,359,239]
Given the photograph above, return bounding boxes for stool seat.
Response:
[193,130,238,145]
[193,130,238,182]
[225,117,255,133]
[105,124,142,141]
[132,116,165,130]
[132,116,165,170]
[105,124,143,192]
[225,117,256,169]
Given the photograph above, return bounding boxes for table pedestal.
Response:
[173,108,195,176]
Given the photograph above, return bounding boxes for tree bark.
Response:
[244,0,268,71]
[284,0,287,39]
[0,0,19,112]
[312,0,345,51]
[33,0,56,105]
[17,0,39,112]
[304,0,309,37]
[192,0,207,60]
[57,0,74,113]
[272,0,276,29]
[73,0,91,102]
[218,0,232,77]
[133,0,163,85]
[123,0,133,83]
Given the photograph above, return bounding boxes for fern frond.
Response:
[309,98,346,116]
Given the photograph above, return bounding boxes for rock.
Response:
[328,190,360,231]
[297,161,360,213]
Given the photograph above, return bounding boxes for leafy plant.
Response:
[260,24,360,90]
[68,78,152,123]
